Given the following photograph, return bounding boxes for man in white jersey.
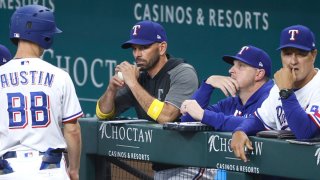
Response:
[0,5,83,180]
[231,25,320,162]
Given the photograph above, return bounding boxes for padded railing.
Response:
[79,118,320,180]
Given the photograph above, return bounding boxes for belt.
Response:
[1,151,45,160]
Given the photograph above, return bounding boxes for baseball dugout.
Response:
[79,118,320,180]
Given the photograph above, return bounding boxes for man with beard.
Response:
[96,20,198,176]
[96,20,198,123]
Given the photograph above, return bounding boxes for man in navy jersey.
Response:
[232,25,320,162]
[181,45,273,131]
[179,45,273,179]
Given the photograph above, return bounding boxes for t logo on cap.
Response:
[289,30,299,40]
[121,20,168,49]
[278,25,316,51]
[132,25,141,36]
[238,46,249,55]
[222,45,272,77]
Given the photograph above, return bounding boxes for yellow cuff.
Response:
[96,100,115,120]
[147,99,164,121]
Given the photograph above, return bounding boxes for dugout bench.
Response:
[79,118,320,180]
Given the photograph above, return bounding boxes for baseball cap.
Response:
[223,45,272,77]
[277,25,316,51]
[121,20,167,49]
[0,44,12,66]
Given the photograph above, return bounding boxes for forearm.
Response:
[64,122,81,174]
[98,86,117,114]
[282,94,319,139]
[181,83,214,123]
[129,83,154,112]
[202,110,245,131]
[233,116,266,136]
[191,82,214,108]
[156,103,180,123]
[129,83,180,123]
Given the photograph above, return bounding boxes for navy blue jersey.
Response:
[181,80,274,131]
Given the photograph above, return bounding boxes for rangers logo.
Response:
[311,105,320,117]
[308,105,320,128]
[132,25,141,35]
[238,46,249,55]
[276,106,287,126]
[288,29,299,40]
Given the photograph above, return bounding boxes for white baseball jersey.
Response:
[256,68,320,130]
[0,58,83,156]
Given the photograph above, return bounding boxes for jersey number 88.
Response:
[7,91,51,129]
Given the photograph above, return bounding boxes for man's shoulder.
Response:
[258,80,275,93]
[39,59,71,78]
[168,58,196,73]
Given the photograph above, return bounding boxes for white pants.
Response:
[0,150,69,180]
[154,167,217,180]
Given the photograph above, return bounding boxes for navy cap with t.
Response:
[121,20,167,49]
[0,44,12,66]
[223,45,272,77]
[278,25,316,51]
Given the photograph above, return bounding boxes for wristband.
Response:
[279,89,293,99]
[147,99,164,121]
[96,99,115,120]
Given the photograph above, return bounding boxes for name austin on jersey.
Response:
[0,70,54,88]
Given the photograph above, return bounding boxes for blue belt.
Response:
[1,151,45,160]
[40,148,64,170]
[0,160,13,174]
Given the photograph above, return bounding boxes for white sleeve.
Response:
[255,86,279,130]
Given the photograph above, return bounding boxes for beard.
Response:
[136,53,160,71]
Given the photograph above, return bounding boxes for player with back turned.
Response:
[0,5,83,180]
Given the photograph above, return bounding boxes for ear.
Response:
[255,69,266,81]
[159,42,167,56]
[311,49,317,63]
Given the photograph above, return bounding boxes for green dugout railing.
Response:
[79,118,320,180]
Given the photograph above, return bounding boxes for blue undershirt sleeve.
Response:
[201,110,245,131]
[190,81,214,107]
[282,93,319,139]
[233,116,266,136]
[181,82,214,122]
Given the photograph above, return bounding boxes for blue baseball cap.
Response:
[121,20,167,49]
[0,44,12,66]
[223,45,272,77]
[278,25,316,51]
